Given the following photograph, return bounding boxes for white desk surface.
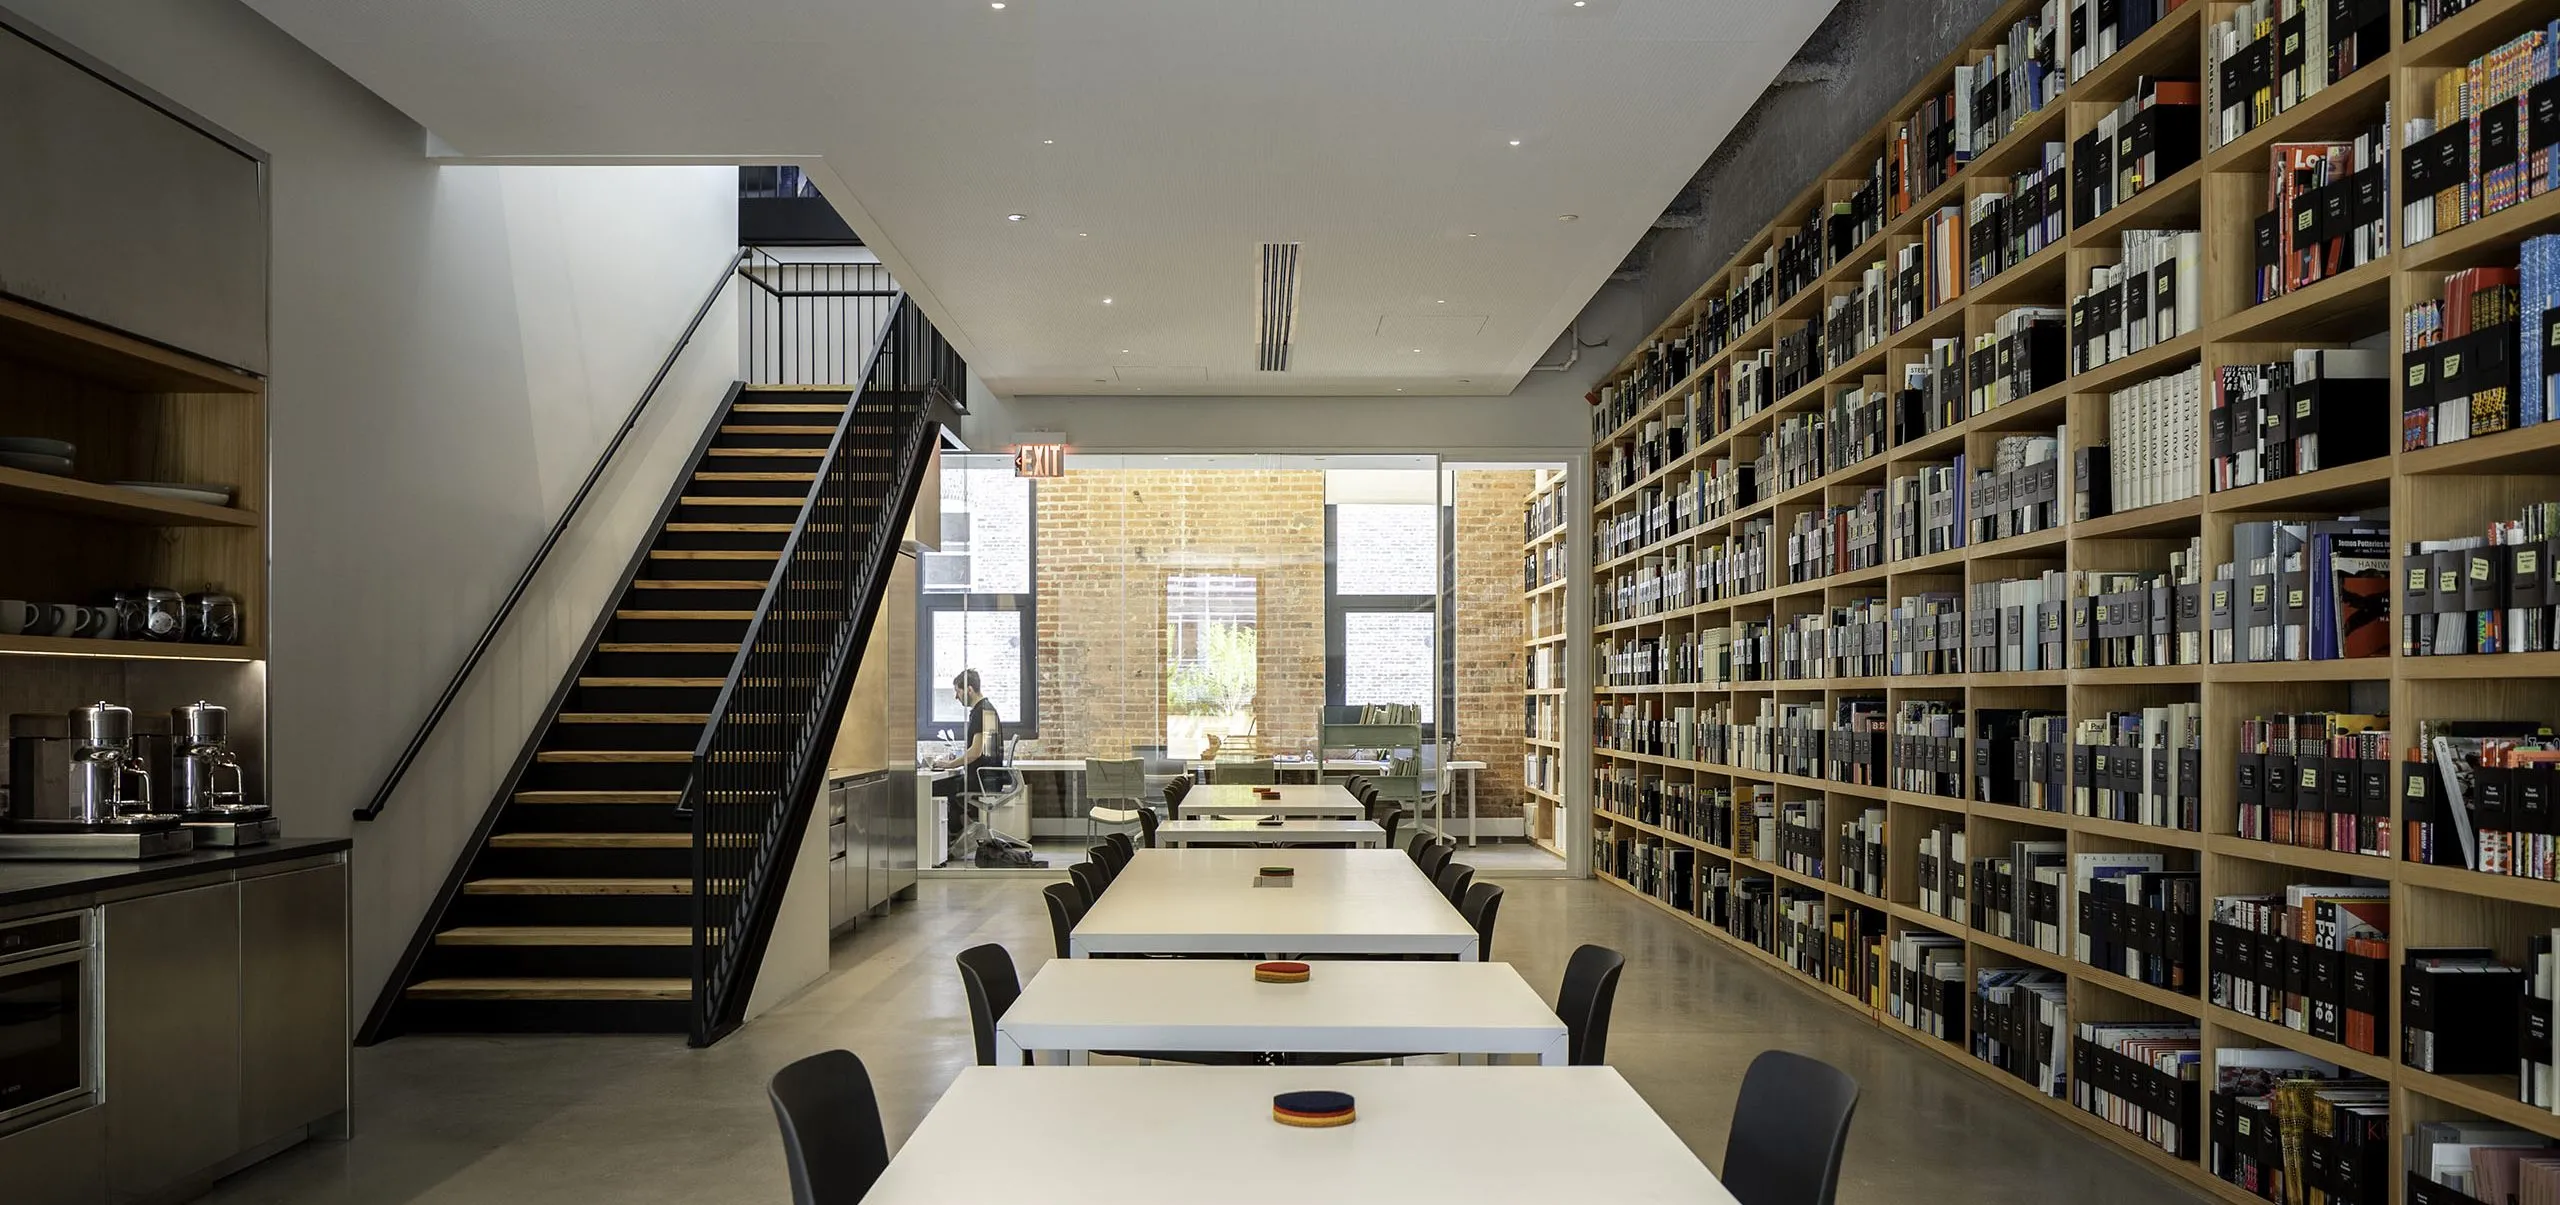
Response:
[1159,819,1385,848]
[996,960,1565,1065]
[864,1066,1729,1205]
[1188,758,1390,773]
[1176,783,1365,819]
[1071,848,1477,959]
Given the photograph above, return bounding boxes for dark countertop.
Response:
[0,837,351,910]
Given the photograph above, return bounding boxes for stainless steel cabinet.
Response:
[827,773,906,930]
[827,783,849,930]
[239,866,347,1146]
[103,883,242,1199]
[885,769,918,901]
[0,1105,105,1205]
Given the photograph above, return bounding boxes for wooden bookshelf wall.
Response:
[1582,0,2560,1201]
[1523,468,1568,856]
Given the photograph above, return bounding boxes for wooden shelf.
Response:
[0,295,258,395]
[0,634,260,662]
[0,467,256,527]
[2208,1005,2398,1081]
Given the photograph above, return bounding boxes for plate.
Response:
[111,482,236,506]
[0,437,74,460]
[0,451,74,476]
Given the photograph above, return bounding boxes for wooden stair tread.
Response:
[554,713,711,724]
[488,832,691,849]
[679,496,806,507]
[663,523,793,533]
[648,550,781,560]
[594,643,739,653]
[720,425,838,435]
[705,448,825,458]
[576,677,727,688]
[615,609,756,619]
[407,977,691,1001]
[435,926,690,947]
[628,580,769,590]
[733,403,849,412]
[464,877,691,895]
[513,790,682,804]
[536,750,691,763]
[693,472,817,482]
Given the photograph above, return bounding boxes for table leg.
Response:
[1539,1032,1571,1066]
[1067,1048,1090,1067]
[1467,767,1479,847]
[996,1032,1030,1065]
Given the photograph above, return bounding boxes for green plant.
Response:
[1166,622,1257,716]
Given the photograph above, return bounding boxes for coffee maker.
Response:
[1,703,193,860]
[167,701,275,847]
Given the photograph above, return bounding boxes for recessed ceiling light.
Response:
[1558,214,1579,222]
[1466,232,1478,238]
[1508,139,1522,146]
[1102,298,1113,304]
[1006,213,1026,221]
[1436,298,1446,304]
[1077,232,1088,237]
[1411,348,1423,353]
[990,2,1005,8]
[1573,1,1586,6]
[1041,139,1054,145]
[1120,349,1129,353]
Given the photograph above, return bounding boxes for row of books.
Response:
[1967,306,2065,414]
[2209,883,2391,1055]
[2258,124,2392,302]
[2072,76,2199,229]
[2233,710,2393,854]
[2401,20,2559,246]
[1964,2,2066,158]
[2075,1023,2200,1158]
[2210,1060,2387,1205]
[2104,364,2205,514]
[1965,146,2068,289]
[2210,516,2393,664]
[2069,228,2202,373]
[2402,239,2560,450]
[2407,500,2560,657]
[2070,0,2186,82]
[2211,349,2390,491]
[2404,718,2560,877]
[2409,1123,2560,1205]
[2207,0,2387,151]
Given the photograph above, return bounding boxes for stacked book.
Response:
[2074,703,2203,830]
[1886,461,1968,561]
[2072,76,2200,229]
[2070,0,2184,81]
[2105,364,2204,512]
[2207,884,2391,1054]
[2254,125,2391,304]
[1967,428,2064,544]
[2206,0,2389,151]
[2072,1021,2200,1158]
[2069,228,2203,372]
[2402,250,2550,450]
[2209,1059,2386,1205]
[2234,711,2393,854]
[1961,2,2064,155]
[2210,517,2393,664]
[2403,718,2560,876]
[1973,968,2068,1100]
[1965,146,2068,288]
[2073,853,2200,993]
[2213,350,2389,488]
[1895,338,1968,444]
[2408,1120,2560,1205]
[2400,21,2559,246]
[2406,501,2560,657]
[2069,539,2207,669]
[1967,306,2066,413]
[1887,931,1968,1045]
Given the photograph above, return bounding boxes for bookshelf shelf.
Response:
[1582,0,2560,1195]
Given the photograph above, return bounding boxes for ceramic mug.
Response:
[39,604,85,638]
[0,599,35,635]
[83,605,121,639]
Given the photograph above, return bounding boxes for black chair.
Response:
[1164,774,1193,819]
[1378,807,1406,851]
[1067,861,1108,908]
[956,943,1026,1066]
[1405,830,1437,863]
[1137,805,1161,849]
[768,1050,892,1205]
[1460,881,1503,961]
[1434,861,1474,907]
[1416,840,1454,882]
[1106,832,1136,861]
[1086,845,1119,884]
[1042,882,1086,959]
[1558,943,1626,1066]
[1722,1050,1861,1205]
[1096,838,1132,875]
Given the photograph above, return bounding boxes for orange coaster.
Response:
[1272,1090,1356,1127]
[1254,961,1311,984]
[1273,1108,1356,1128]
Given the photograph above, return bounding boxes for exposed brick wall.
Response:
[1453,470,1533,821]
[1032,469,1330,760]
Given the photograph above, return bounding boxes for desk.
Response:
[861,1067,1730,1205]
[1159,819,1385,849]
[1070,849,1477,960]
[1175,784,1364,820]
[995,960,1567,1065]
[1188,758,1388,780]
[1441,759,1487,845]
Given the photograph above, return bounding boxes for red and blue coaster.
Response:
[1272,1090,1356,1128]
[1254,961,1311,984]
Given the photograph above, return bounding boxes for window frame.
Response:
[914,466,1040,740]
[1321,503,1449,737]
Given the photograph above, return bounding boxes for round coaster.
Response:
[1254,961,1311,984]
[1272,1090,1356,1128]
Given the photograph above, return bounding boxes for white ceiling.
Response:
[239,0,1837,397]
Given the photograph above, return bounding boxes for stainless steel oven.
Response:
[0,910,96,1132]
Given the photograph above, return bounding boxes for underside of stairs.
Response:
[381,383,908,1038]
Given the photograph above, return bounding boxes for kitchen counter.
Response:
[0,837,350,910]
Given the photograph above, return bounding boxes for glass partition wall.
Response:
[919,453,1568,873]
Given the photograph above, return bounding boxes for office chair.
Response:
[950,764,1026,863]
[1163,774,1194,820]
[1461,881,1504,961]
[1067,862,1107,909]
[1095,837,1132,876]
[956,943,1026,1066]
[1084,757,1147,841]
[1417,840,1454,882]
[1137,805,1161,849]
[768,1050,892,1205]
[1085,845,1118,886]
[1042,882,1086,959]
[1722,1051,1861,1205]
[1558,944,1627,1066]
[1378,807,1406,851]
[1434,861,1474,907]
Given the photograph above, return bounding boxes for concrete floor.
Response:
[205,876,2210,1205]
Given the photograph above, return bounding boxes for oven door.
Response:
[0,944,94,1130]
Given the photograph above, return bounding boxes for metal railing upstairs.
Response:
[353,248,749,823]
[685,294,951,1047]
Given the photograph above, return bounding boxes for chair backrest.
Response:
[955,943,1024,1067]
[1461,880,1504,961]
[1067,861,1107,908]
[1215,758,1276,785]
[1084,757,1145,801]
[1164,775,1193,814]
[768,1050,891,1205]
[1405,830,1436,863]
[1086,845,1118,884]
[1378,807,1405,851]
[1722,1050,1861,1205]
[1137,805,1160,848]
[1096,837,1132,874]
[970,765,1024,802]
[1558,943,1627,1066]
[1041,882,1086,959]
[1416,840,1454,881]
[1434,861,1474,906]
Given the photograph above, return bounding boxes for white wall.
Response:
[965,382,1587,461]
[11,0,743,1001]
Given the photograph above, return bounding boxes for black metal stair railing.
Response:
[685,296,950,1046]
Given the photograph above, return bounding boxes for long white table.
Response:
[1159,819,1384,848]
[861,1067,1731,1204]
[1188,758,1389,780]
[996,960,1565,1065]
[1176,783,1366,819]
[1070,848,1478,960]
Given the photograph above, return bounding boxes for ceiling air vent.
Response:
[1257,242,1300,372]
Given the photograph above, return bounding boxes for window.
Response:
[1164,574,1257,757]
[1325,503,1439,726]
[918,453,1037,738]
[1342,612,1434,712]
[1332,503,1438,595]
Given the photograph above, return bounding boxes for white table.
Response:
[1188,758,1389,780]
[861,1067,1732,1205]
[1160,819,1386,849]
[1176,783,1366,819]
[1071,848,1478,960]
[1440,759,1486,845]
[995,959,1566,1065]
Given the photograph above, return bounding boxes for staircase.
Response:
[385,385,922,1035]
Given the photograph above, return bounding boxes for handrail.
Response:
[352,247,751,821]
